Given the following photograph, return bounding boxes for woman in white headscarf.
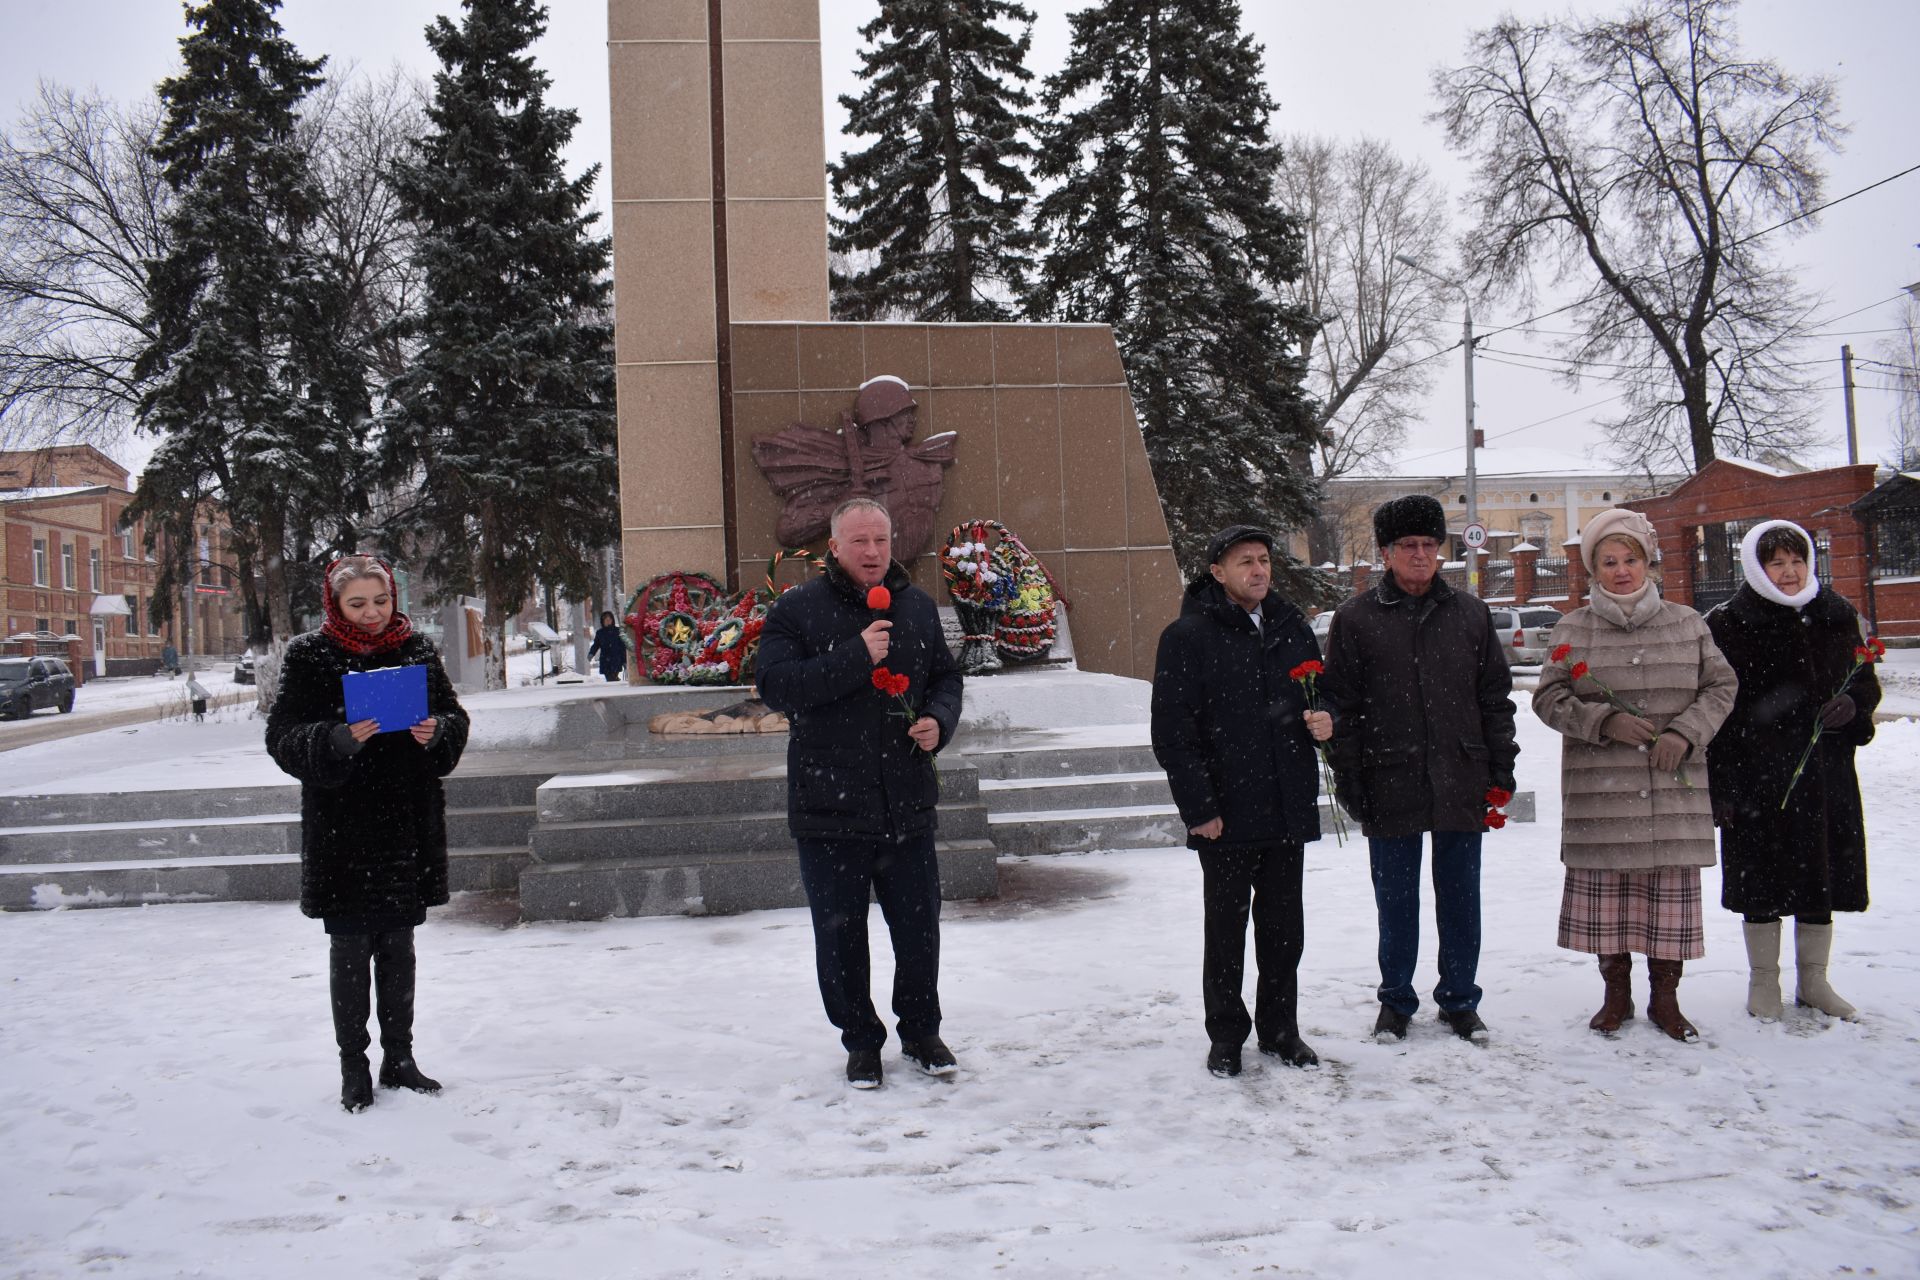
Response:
[1705,521,1881,1024]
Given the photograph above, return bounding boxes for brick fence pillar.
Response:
[1351,562,1372,597]
[1563,538,1588,603]
[1511,545,1539,604]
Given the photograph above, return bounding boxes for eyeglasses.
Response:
[1390,539,1442,556]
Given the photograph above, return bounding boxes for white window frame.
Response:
[32,538,48,586]
[89,548,102,592]
[62,542,76,588]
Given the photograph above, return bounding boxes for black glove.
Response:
[329,723,367,757]
[1490,767,1516,795]
[1818,695,1855,730]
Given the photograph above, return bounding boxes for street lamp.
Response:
[1395,253,1480,594]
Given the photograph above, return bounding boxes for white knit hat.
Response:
[1577,508,1660,572]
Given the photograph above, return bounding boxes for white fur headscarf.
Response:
[1740,519,1819,608]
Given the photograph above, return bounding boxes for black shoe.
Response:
[340,1054,374,1113]
[846,1048,883,1090]
[1206,1043,1242,1078]
[1439,1009,1490,1043]
[379,1056,443,1094]
[1257,1032,1320,1068]
[901,1036,958,1077]
[1372,1005,1412,1042]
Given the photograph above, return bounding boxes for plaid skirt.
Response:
[1558,866,1704,960]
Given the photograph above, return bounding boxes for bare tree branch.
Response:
[1431,0,1844,472]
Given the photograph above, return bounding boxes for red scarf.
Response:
[321,557,414,656]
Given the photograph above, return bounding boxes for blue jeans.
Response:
[795,833,943,1052]
[1368,830,1483,1015]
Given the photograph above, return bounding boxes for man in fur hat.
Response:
[1321,495,1519,1044]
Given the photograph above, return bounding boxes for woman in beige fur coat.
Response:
[1532,510,1738,1042]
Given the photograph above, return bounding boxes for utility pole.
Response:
[1841,343,1858,466]
[1395,253,1480,593]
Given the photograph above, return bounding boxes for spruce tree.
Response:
[129,0,367,675]
[1027,0,1319,582]
[829,0,1040,321]
[383,0,616,689]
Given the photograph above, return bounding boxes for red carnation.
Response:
[1298,659,1324,677]
[1550,643,1572,663]
[889,672,910,697]
[871,667,896,692]
[866,585,892,611]
[1485,787,1514,808]
[1484,810,1509,830]
[1570,661,1590,679]
[1288,662,1307,681]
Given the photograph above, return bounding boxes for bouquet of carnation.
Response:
[1288,659,1345,845]
[1780,635,1884,808]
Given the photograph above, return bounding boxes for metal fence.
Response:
[1532,557,1569,599]
[1871,512,1920,578]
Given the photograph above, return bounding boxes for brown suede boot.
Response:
[1646,959,1699,1042]
[1589,953,1635,1034]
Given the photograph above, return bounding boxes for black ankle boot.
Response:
[341,1054,374,1112]
[379,1056,442,1094]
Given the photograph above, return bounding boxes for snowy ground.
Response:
[2,687,1917,1277]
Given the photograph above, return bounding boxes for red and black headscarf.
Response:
[321,556,414,657]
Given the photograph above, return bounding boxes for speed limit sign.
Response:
[1462,522,1489,550]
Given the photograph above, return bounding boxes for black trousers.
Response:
[328,928,418,1060]
[795,832,942,1052]
[1199,841,1306,1046]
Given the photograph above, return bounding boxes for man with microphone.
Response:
[757,496,965,1088]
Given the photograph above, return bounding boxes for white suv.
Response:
[1488,607,1565,667]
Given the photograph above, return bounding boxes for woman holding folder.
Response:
[267,555,469,1112]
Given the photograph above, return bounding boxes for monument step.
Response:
[0,843,530,912]
[0,769,546,829]
[535,758,981,822]
[518,838,999,922]
[530,801,994,863]
[958,739,1160,781]
[976,770,1173,814]
[0,804,534,866]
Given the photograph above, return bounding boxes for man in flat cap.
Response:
[1151,525,1332,1078]
[1321,496,1518,1043]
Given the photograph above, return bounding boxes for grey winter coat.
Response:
[1532,588,1736,870]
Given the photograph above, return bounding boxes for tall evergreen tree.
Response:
[1027,0,1318,581]
[383,0,616,690]
[129,0,367,674]
[829,0,1040,321]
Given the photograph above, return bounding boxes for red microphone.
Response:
[866,586,892,611]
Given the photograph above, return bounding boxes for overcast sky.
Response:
[4,0,1915,478]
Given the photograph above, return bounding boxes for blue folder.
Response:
[342,664,429,733]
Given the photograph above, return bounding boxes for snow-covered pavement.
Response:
[2,694,1916,1277]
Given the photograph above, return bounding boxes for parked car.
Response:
[0,656,76,719]
[1488,606,1566,667]
[234,650,256,685]
[1310,610,1334,655]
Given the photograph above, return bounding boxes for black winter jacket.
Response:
[1321,574,1518,837]
[1706,584,1878,915]
[587,623,628,675]
[1150,579,1324,848]
[755,558,963,841]
[265,631,469,922]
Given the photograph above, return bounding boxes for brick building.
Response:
[0,445,247,676]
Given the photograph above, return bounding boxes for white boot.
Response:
[1794,921,1859,1021]
[1742,921,1783,1022]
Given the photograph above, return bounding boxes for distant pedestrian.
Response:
[1706,519,1881,1023]
[755,497,963,1089]
[1533,509,1736,1042]
[1151,525,1331,1080]
[265,555,469,1113]
[161,643,180,677]
[587,611,628,682]
[1321,495,1519,1044]
[185,675,210,721]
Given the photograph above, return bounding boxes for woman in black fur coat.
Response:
[266,556,469,1111]
[1705,520,1880,1025]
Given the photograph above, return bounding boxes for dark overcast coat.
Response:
[1706,584,1879,916]
[1320,574,1519,838]
[266,631,469,923]
[756,558,962,842]
[1150,578,1324,848]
